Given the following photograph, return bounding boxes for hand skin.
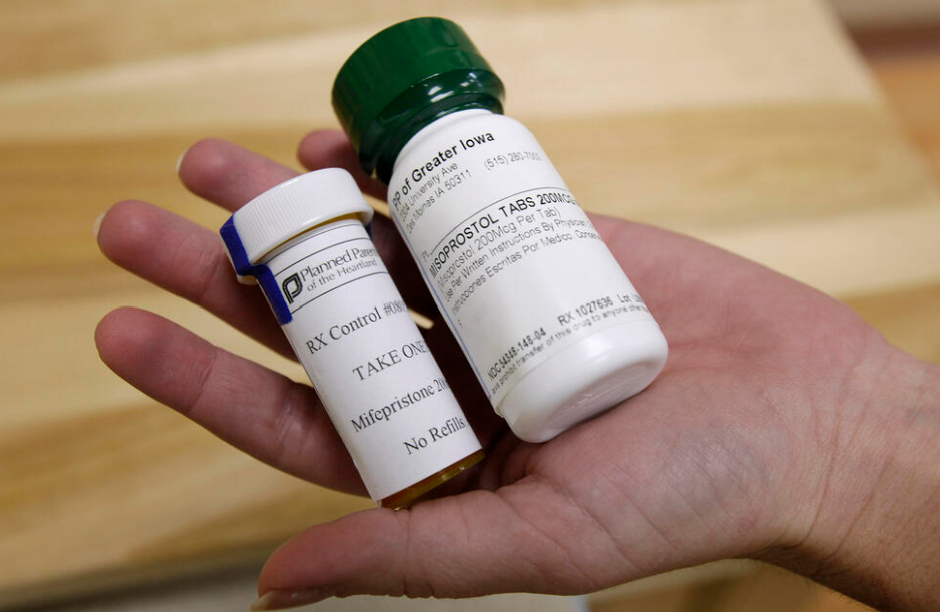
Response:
[94,134,940,611]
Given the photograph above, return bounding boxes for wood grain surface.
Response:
[1,0,937,609]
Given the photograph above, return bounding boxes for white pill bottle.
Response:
[220,169,482,508]
[332,18,668,442]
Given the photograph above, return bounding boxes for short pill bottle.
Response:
[220,168,483,509]
[332,18,669,442]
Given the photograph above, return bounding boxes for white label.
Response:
[265,221,481,502]
[388,112,657,406]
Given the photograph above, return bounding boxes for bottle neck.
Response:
[390,108,494,179]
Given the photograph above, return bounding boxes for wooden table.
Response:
[1,0,937,609]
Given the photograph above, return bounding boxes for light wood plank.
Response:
[1,0,938,607]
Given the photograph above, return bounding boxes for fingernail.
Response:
[93,210,107,241]
[175,147,190,174]
[250,588,332,611]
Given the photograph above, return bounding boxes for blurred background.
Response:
[1,0,938,610]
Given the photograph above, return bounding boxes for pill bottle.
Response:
[332,18,668,442]
[220,168,482,509]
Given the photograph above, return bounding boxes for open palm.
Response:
[95,134,902,609]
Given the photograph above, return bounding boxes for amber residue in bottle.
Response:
[380,449,485,510]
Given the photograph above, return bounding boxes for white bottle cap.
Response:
[223,168,374,266]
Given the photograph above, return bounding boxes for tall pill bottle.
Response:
[220,169,482,509]
[332,18,668,442]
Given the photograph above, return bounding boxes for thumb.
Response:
[252,485,609,609]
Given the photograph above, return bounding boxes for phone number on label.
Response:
[483,151,543,170]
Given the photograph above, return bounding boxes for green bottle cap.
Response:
[332,17,505,183]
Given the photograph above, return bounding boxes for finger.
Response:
[96,199,294,359]
[254,483,624,608]
[178,138,300,211]
[95,307,364,495]
[296,129,387,201]
[180,136,439,318]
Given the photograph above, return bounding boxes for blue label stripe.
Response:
[220,217,293,325]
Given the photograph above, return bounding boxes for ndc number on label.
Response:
[487,345,518,380]
[486,326,547,380]
[515,326,546,351]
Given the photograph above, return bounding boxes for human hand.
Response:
[95,135,940,611]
